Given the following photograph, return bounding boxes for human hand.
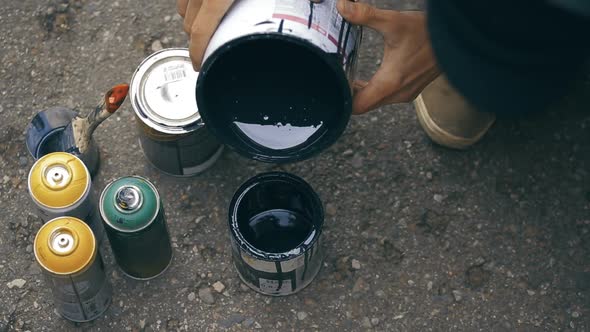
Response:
[337,0,440,114]
[177,0,234,70]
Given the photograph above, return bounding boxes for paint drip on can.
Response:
[99,176,173,280]
[130,48,224,177]
[229,172,324,296]
[34,217,112,322]
[27,152,104,242]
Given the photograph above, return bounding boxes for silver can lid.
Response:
[131,48,202,134]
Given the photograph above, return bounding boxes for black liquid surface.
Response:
[198,36,350,161]
[37,130,64,156]
[242,209,314,253]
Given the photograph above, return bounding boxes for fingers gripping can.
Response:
[131,48,224,177]
[99,176,173,280]
[229,172,325,296]
[28,152,104,242]
[34,217,112,322]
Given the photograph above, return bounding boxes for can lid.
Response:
[28,152,90,209]
[100,176,160,233]
[34,217,96,275]
[131,48,202,134]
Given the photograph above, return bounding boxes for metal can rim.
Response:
[197,32,354,163]
[27,153,91,210]
[99,175,161,233]
[130,48,204,135]
[34,216,97,276]
[229,172,324,262]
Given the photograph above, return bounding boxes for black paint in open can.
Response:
[229,172,324,296]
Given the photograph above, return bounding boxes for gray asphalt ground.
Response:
[1,0,589,331]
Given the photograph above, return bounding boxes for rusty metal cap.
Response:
[34,217,96,275]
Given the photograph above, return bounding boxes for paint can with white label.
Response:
[131,48,224,177]
[229,172,325,296]
[197,0,362,163]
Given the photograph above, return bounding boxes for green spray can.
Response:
[99,176,172,280]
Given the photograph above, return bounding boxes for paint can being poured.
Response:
[197,0,362,163]
[229,172,324,296]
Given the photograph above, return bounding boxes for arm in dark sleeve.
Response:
[426,0,590,115]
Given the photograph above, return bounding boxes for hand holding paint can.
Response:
[195,0,362,162]
[229,172,325,296]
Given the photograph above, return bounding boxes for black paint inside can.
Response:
[197,34,352,163]
[243,209,314,253]
[229,172,325,296]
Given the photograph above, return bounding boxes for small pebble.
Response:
[433,194,444,203]
[351,259,361,270]
[243,318,255,327]
[351,154,364,169]
[474,257,486,266]
[427,281,433,291]
[213,281,226,293]
[452,290,463,302]
[371,318,380,326]
[527,290,535,296]
[164,15,172,22]
[187,292,195,301]
[7,279,26,289]
[151,40,163,52]
[407,280,415,286]
[325,203,337,217]
[198,288,215,304]
[361,317,372,328]
[57,3,68,12]
[342,149,354,157]
[297,311,308,321]
[572,312,580,318]
[426,172,433,180]
[18,157,28,167]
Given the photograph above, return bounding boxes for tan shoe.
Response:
[414,75,496,149]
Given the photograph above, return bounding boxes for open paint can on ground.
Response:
[197,0,362,163]
[25,107,100,176]
[229,172,324,296]
[131,48,223,177]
